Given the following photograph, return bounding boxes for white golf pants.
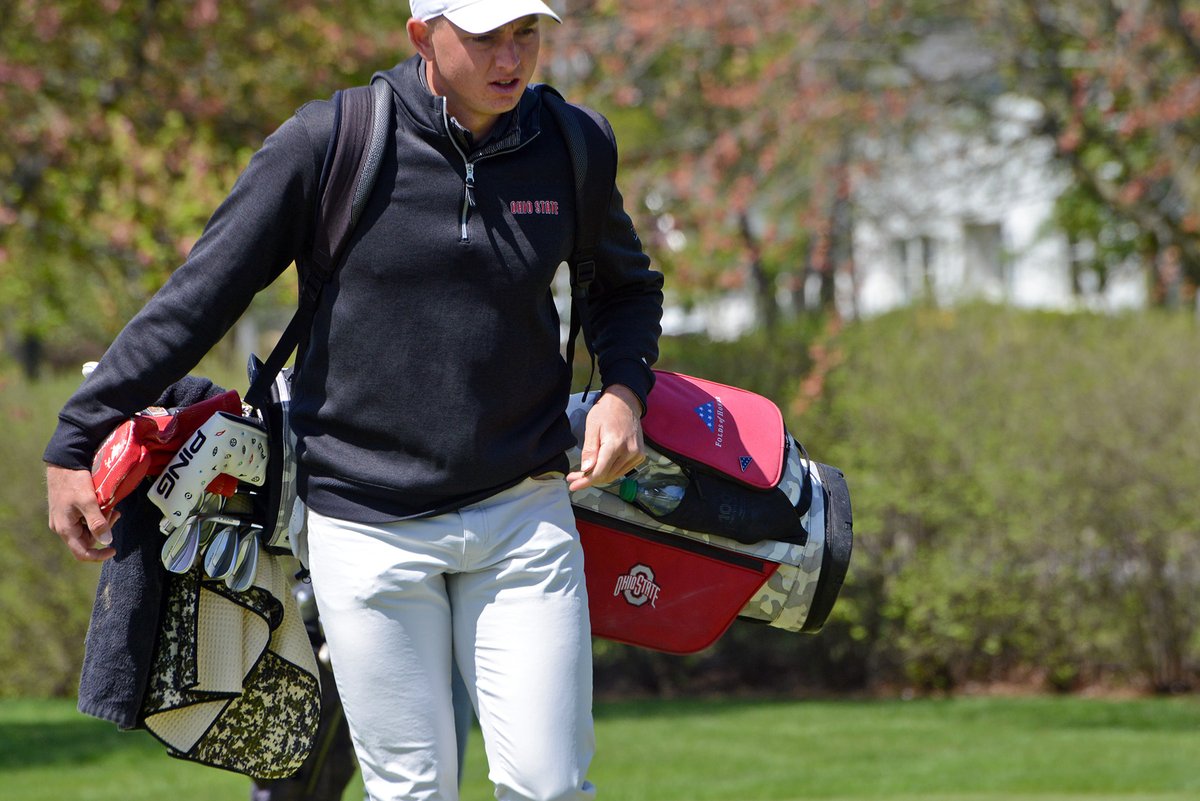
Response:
[306,476,597,801]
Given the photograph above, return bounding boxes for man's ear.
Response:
[407,17,435,60]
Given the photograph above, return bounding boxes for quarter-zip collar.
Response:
[377,55,545,241]
[441,93,537,241]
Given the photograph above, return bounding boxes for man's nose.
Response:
[496,36,521,70]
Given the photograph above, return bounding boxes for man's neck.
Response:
[423,60,499,142]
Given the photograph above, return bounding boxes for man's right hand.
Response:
[46,465,118,562]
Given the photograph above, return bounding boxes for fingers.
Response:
[566,388,646,492]
[53,514,117,563]
[569,438,644,492]
[56,511,115,562]
[587,422,645,483]
[592,437,646,485]
[46,465,117,563]
[566,429,601,491]
[77,541,117,563]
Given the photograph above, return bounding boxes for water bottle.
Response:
[616,463,687,517]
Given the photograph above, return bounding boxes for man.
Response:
[45,0,663,799]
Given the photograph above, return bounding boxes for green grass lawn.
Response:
[2,695,1199,800]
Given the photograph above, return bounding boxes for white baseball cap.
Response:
[410,0,562,35]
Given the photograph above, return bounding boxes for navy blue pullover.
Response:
[44,56,664,522]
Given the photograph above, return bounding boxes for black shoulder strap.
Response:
[539,85,617,393]
[246,78,392,409]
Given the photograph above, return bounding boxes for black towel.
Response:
[76,376,226,729]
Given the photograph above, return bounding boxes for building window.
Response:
[963,222,1009,293]
[891,235,937,303]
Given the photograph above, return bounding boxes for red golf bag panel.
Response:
[577,512,779,654]
[642,371,787,490]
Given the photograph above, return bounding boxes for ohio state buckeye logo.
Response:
[613,564,662,608]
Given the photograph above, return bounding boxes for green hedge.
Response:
[0,371,100,697]
[798,304,1200,692]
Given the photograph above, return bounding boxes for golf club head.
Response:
[203,525,239,579]
[196,495,224,550]
[225,529,259,592]
[161,518,202,574]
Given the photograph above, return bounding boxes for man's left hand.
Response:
[566,384,645,492]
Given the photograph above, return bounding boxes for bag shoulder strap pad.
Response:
[246,78,392,408]
[310,79,392,285]
[537,85,617,387]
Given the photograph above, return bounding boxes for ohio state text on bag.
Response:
[567,371,853,654]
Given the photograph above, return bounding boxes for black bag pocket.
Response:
[656,470,808,545]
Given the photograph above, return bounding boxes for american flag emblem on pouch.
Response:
[695,401,716,432]
[739,456,753,472]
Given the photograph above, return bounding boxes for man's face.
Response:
[420,15,542,136]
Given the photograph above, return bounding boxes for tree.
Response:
[542,0,939,325]
[972,0,1200,305]
[547,1,1200,317]
[0,0,409,374]
[10,0,1199,359]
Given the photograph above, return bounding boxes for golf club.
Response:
[161,518,202,574]
[202,524,240,580]
[225,528,259,592]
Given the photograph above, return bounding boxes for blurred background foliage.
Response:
[9,0,1200,358]
[3,0,1200,697]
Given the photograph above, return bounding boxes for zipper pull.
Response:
[464,162,477,208]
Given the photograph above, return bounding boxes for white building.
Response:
[847,36,1145,318]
